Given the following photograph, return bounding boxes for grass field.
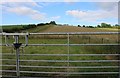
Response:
[2,25,118,33]
[1,25,119,77]
[97,28,119,31]
[40,26,118,32]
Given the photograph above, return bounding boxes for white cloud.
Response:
[1,0,35,2]
[6,6,46,21]
[66,2,118,23]
[66,9,117,22]
[1,0,62,22]
[65,2,118,24]
[1,1,49,21]
[0,0,42,8]
[7,6,37,15]
[2,3,60,21]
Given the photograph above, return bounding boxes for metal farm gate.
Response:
[0,32,120,78]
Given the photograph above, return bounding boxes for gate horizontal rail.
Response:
[19,71,119,75]
[1,53,120,56]
[0,32,119,35]
[1,65,119,68]
[0,44,119,46]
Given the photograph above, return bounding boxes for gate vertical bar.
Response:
[67,33,70,77]
[14,35,20,78]
[25,35,28,46]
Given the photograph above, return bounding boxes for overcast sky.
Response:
[1,0,119,26]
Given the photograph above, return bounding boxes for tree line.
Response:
[3,21,57,33]
[78,23,120,28]
[23,21,57,29]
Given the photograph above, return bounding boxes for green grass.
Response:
[96,28,119,31]
[2,24,118,33]
[22,25,52,33]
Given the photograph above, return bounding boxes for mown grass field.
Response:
[97,28,119,31]
[1,25,119,78]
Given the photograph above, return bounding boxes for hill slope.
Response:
[41,26,118,32]
[2,25,118,33]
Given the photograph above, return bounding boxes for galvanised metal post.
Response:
[14,35,20,78]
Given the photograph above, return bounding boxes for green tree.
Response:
[101,23,107,28]
[115,24,119,26]
[88,26,94,28]
[97,25,101,28]
[83,25,85,27]
[78,25,81,27]
[101,23,112,28]
[49,21,57,25]
[37,23,46,26]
